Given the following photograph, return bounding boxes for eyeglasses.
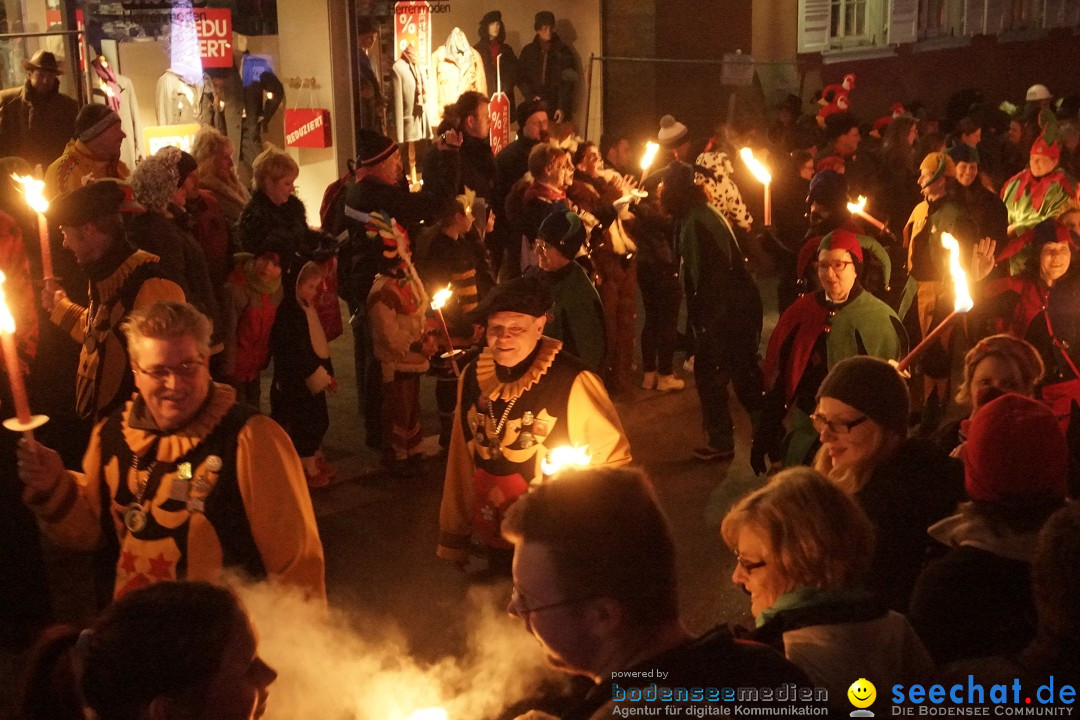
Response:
[815,260,855,274]
[133,359,206,383]
[510,585,590,616]
[734,551,767,573]
[810,412,868,435]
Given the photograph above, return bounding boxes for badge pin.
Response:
[521,411,535,426]
[177,462,193,481]
[169,478,190,501]
[123,505,147,534]
[204,455,223,473]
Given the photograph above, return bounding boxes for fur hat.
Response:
[132,152,180,214]
[534,11,556,30]
[657,115,689,150]
[962,393,1067,503]
[516,98,550,130]
[817,356,909,436]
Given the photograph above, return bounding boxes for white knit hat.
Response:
[657,115,689,149]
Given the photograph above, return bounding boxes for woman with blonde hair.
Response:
[932,333,1045,454]
[811,356,963,610]
[192,125,249,225]
[235,144,309,265]
[722,467,933,712]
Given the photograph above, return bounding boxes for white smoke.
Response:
[233,580,567,720]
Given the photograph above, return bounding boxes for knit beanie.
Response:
[538,209,586,259]
[657,115,689,150]
[919,152,956,187]
[357,131,398,168]
[817,356,909,436]
[962,393,1067,503]
[807,169,848,209]
[818,229,864,263]
[74,104,121,143]
[517,98,550,130]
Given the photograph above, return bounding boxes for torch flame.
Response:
[640,142,659,172]
[540,445,591,478]
[431,284,453,311]
[405,708,448,720]
[739,147,772,185]
[0,271,16,335]
[846,195,868,215]
[940,232,974,313]
[11,174,48,214]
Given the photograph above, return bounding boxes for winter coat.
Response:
[855,438,965,611]
[391,54,430,144]
[222,257,282,383]
[909,504,1041,666]
[155,69,198,125]
[474,36,517,118]
[0,81,78,171]
[518,33,577,118]
[44,140,130,200]
[181,190,234,308]
[236,191,309,264]
[428,29,487,128]
[752,589,933,714]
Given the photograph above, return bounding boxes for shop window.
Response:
[919,0,965,37]
[1003,0,1040,28]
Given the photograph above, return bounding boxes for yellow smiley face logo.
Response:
[847,678,876,708]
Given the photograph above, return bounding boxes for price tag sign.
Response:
[489,92,511,156]
[393,1,431,62]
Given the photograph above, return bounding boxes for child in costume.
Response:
[270,260,336,487]
[220,248,283,408]
[365,213,436,477]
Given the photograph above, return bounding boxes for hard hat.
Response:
[1027,84,1052,102]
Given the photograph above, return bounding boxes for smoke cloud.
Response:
[234,579,567,720]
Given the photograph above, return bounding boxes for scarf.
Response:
[523,181,566,205]
[756,585,873,628]
[401,45,427,110]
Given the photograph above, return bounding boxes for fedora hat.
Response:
[22,50,63,74]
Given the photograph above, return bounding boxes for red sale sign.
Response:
[393,1,430,61]
[489,91,511,156]
[173,8,233,69]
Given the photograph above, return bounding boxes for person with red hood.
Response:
[752,230,906,474]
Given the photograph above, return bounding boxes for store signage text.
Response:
[171,8,233,68]
[286,115,324,145]
[397,1,451,12]
[144,123,201,156]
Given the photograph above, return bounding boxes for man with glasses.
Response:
[17,301,326,604]
[502,466,808,719]
[753,230,905,474]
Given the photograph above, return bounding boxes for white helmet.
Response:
[1026,84,1052,102]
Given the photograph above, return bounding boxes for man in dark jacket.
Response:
[492,99,549,276]
[517,11,577,123]
[0,51,78,171]
[421,91,495,206]
[947,143,1008,251]
[503,466,811,719]
[341,132,438,446]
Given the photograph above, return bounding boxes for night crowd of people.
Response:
[0,45,1078,719]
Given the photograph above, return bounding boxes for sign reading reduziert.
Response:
[172,8,233,69]
[144,124,201,157]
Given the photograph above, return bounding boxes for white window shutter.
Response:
[888,0,919,43]
[965,0,986,33]
[799,0,832,52]
[983,0,1006,33]
[1042,0,1064,27]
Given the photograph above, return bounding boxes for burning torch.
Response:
[429,284,463,376]
[0,271,48,439]
[739,147,772,227]
[895,232,973,374]
[11,173,58,289]
[540,445,591,483]
[639,142,660,183]
[846,195,887,232]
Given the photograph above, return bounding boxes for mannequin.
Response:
[357,17,385,131]
[391,44,430,143]
[156,68,198,125]
[518,10,578,123]
[474,10,517,120]
[429,27,486,127]
[91,53,142,170]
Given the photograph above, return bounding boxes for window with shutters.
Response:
[831,0,870,39]
[919,0,965,37]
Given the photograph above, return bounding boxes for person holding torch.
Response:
[437,275,631,574]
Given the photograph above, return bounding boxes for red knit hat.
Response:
[818,229,864,263]
[961,393,1068,503]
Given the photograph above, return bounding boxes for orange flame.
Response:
[739,147,772,185]
[940,232,973,312]
[11,173,48,214]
